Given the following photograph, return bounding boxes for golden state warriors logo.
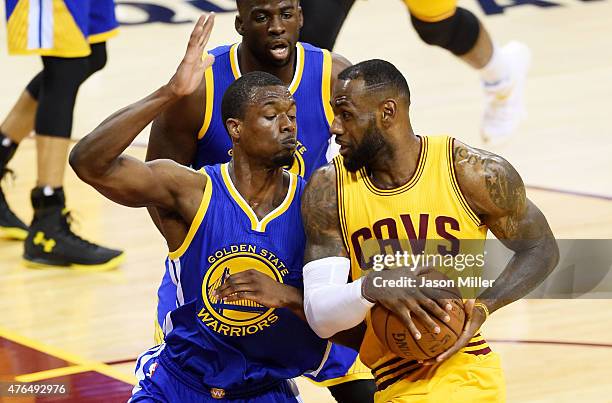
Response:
[198,244,289,336]
[285,140,307,177]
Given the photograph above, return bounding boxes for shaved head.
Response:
[337,59,410,104]
[330,60,413,172]
[222,71,285,125]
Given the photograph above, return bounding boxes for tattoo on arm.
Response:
[302,164,348,263]
[453,144,481,166]
[483,158,527,239]
[455,144,523,209]
[453,141,559,313]
[453,141,526,233]
[484,160,525,214]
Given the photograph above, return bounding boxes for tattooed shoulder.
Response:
[302,162,347,261]
[453,140,526,217]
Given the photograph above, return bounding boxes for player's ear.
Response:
[235,15,245,36]
[381,99,397,127]
[297,6,304,29]
[226,118,242,142]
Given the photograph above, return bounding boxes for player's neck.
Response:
[238,44,297,86]
[366,129,421,190]
[228,158,288,219]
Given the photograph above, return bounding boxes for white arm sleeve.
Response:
[303,257,374,339]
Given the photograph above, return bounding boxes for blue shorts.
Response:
[130,345,303,403]
[6,0,118,57]
[154,260,373,387]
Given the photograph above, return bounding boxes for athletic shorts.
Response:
[6,0,118,57]
[154,262,373,388]
[373,351,506,403]
[130,344,303,403]
[402,0,457,22]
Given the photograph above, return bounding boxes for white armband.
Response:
[303,257,374,339]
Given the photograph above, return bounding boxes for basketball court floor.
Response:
[1,0,611,401]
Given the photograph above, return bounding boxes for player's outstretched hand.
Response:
[362,267,454,341]
[214,269,297,309]
[168,13,216,97]
[431,299,487,363]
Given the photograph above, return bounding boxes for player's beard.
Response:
[343,119,388,173]
[272,151,295,168]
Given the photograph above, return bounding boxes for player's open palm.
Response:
[168,13,216,97]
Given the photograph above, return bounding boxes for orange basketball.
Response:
[370,269,466,361]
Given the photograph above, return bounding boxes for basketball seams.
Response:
[372,283,466,360]
[438,300,463,338]
[383,308,429,358]
[407,319,430,358]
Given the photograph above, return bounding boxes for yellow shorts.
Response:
[374,351,506,403]
[154,315,165,346]
[402,0,457,22]
[303,352,373,387]
[6,0,118,57]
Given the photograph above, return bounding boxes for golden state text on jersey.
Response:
[198,246,288,337]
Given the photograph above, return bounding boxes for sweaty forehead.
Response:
[251,85,294,106]
[332,78,368,109]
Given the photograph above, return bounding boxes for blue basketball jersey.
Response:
[193,42,334,179]
[159,164,329,394]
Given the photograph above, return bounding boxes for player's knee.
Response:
[43,56,91,90]
[25,72,43,100]
[411,7,480,56]
[88,43,108,75]
[35,58,90,137]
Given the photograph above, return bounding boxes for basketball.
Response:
[1,0,608,400]
[370,269,466,361]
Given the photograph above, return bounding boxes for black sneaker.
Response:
[0,133,28,240]
[0,171,28,240]
[23,187,124,271]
